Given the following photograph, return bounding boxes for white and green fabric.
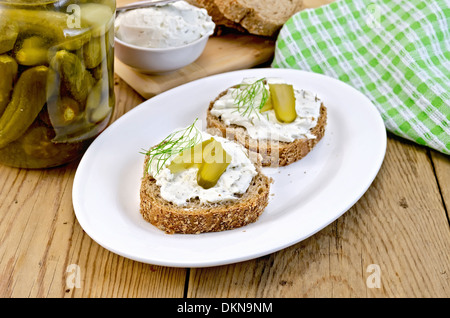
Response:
[272,0,450,155]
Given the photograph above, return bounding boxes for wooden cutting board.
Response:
[114,0,334,99]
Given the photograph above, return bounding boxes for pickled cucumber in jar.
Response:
[0,0,116,168]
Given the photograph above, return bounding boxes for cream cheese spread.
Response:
[148,130,257,207]
[210,77,322,143]
[115,1,215,48]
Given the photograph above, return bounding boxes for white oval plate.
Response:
[73,68,386,268]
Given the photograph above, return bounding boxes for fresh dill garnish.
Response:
[232,78,269,118]
[141,119,201,175]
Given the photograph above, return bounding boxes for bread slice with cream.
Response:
[139,125,271,234]
[140,164,271,234]
[206,78,327,167]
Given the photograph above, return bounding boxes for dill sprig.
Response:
[141,119,201,175]
[232,78,269,118]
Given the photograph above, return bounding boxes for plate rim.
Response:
[72,68,387,268]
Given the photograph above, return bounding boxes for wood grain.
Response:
[1,74,448,299]
[0,77,187,298]
[187,137,450,297]
[430,151,450,216]
[1,0,449,299]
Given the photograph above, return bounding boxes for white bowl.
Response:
[114,34,210,74]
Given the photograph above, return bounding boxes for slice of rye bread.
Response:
[186,0,304,37]
[213,0,304,37]
[206,86,327,167]
[185,0,247,34]
[140,157,272,234]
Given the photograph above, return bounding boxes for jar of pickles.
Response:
[0,0,115,168]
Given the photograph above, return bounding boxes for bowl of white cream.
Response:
[114,0,215,74]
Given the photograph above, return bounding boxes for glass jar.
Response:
[0,0,115,168]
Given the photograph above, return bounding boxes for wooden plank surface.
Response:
[431,151,450,210]
[1,0,449,299]
[186,136,450,298]
[0,77,187,298]
[0,74,449,298]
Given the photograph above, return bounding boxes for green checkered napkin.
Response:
[272,0,450,155]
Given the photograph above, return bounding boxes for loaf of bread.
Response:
[186,0,304,37]
[206,85,327,167]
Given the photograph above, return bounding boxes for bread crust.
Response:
[185,0,247,34]
[187,0,304,37]
[216,0,303,37]
[140,159,271,234]
[206,86,327,167]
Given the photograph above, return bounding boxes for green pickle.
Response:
[259,91,273,113]
[0,8,91,51]
[85,79,111,123]
[0,19,18,54]
[168,138,232,189]
[15,36,50,66]
[0,55,18,116]
[168,138,214,174]
[83,36,104,69]
[50,50,96,104]
[268,83,297,123]
[52,97,82,127]
[197,140,232,189]
[0,0,116,168]
[0,66,48,149]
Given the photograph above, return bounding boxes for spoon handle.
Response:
[117,0,178,12]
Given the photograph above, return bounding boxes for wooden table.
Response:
[1,2,450,299]
[1,74,449,298]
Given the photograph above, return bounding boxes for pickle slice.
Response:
[259,91,273,113]
[197,140,232,189]
[269,83,297,123]
[21,124,61,160]
[168,138,213,174]
[167,138,232,189]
